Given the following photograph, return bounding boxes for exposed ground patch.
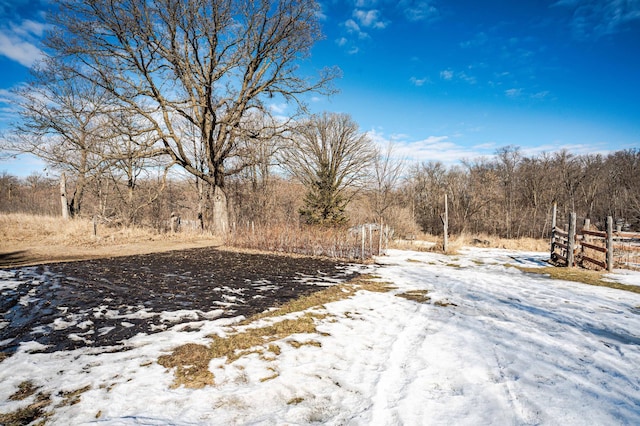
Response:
[0,248,359,356]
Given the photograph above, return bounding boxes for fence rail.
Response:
[550,206,640,271]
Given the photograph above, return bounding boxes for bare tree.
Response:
[281,112,375,225]
[47,0,338,234]
[371,142,405,224]
[5,60,113,217]
[105,113,172,224]
[496,145,521,238]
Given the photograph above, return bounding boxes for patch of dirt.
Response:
[0,247,358,355]
[0,239,222,268]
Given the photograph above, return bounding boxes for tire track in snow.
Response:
[369,299,433,423]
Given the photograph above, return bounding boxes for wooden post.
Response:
[361,225,365,260]
[442,193,449,252]
[93,216,97,237]
[550,202,557,260]
[606,216,614,272]
[170,213,180,233]
[60,173,69,220]
[567,212,576,267]
[378,219,383,256]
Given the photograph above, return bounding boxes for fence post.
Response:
[550,202,557,260]
[442,193,449,252]
[606,216,614,272]
[567,212,576,267]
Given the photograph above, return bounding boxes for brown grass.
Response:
[0,213,222,267]
[397,290,431,303]
[8,381,40,402]
[158,275,396,389]
[392,233,549,254]
[0,383,51,426]
[518,266,640,294]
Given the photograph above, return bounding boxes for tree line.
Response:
[2,147,639,239]
[406,147,640,238]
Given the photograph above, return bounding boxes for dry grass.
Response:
[518,266,640,294]
[56,385,92,408]
[393,233,549,254]
[158,275,396,389]
[0,381,92,425]
[0,213,222,267]
[8,382,40,401]
[397,290,431,303]
[0,382,51,426]
[0,213,217,246]
[157,313,326,389]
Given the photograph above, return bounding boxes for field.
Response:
[1,215,640,424]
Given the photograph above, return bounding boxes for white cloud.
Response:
[344,18,369,39]
[531,90,550,99]
[397,0,439,22]
[410,76,429,86]
[355,0,380,7]
[505,88,523,98]
[365,130,493,165]
[353,9,388,29]
[0,31,42,67]
[0,19,46,67]
[553,0,640,39]
[12,19,47,37]
[440,69,476,84]
[269,103,288,114]
[440,69,453,80]
[457,71,477,84]
[522,142,611,157]
[336,37,348,47]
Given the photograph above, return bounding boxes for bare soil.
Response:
[0,239,223,268]
[0,247,359,356]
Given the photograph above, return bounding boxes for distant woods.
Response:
[407,147,640,238]
[2,147,638,238]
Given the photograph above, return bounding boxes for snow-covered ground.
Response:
[1,248,640,425]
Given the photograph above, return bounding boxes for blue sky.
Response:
[1,0,640,176]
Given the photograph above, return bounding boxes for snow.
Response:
[604,269,640,287]
[1,248,640,424]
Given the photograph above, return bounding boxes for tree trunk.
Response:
[211,185,229,236]
[60,173,70,220]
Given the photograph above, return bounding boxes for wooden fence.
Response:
[550,207,640,271]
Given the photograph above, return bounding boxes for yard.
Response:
[1,247,639,424]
